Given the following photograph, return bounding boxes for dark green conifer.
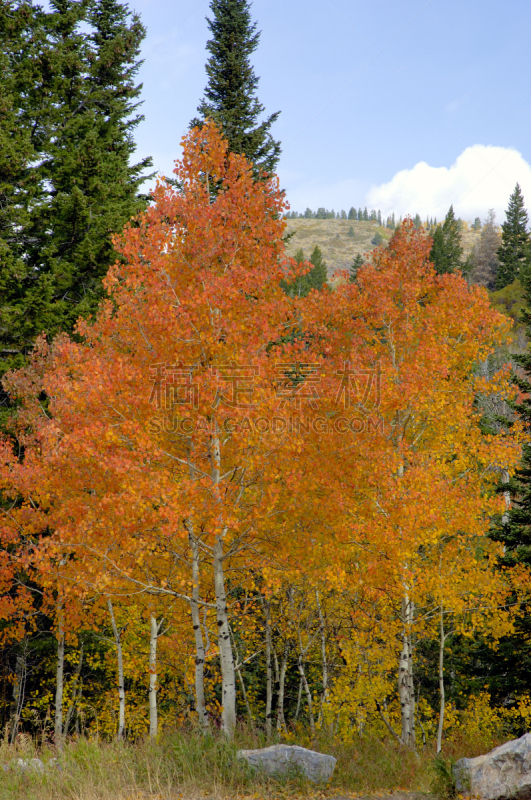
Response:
[429,205,463,275]
[350,253,364,283]
[192,0,280,177]
[348,207,356,220]
[496,184,531,289]
[0,0,152,374]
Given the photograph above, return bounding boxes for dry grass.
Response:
[0,725,504,800]
[283,219,481,280]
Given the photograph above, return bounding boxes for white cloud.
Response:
[365,145,531,222]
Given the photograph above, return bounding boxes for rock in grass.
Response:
[3,757,45,773]
[454,731,531,799]
[2,757,60,774]
[236,744,336,782]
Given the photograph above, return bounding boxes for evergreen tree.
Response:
[192,0,280,177]
[347,225,355,238]
[371,230,384,246]
[281,245,328,297]
[487,270,531,695]
[473,216,482,231]
[350,253,364,283]
[358,208,363,221]
[413,213,422,229]
[340,209,347,219]
[363,207,369,221]
[496,184,531,289]
[429,205,463,275]
[304,208,314,219]
[377,210,382,225]
[369,209,377,222]
[470,209,500,289]
[0,0,152,374]
[348,207,356,220]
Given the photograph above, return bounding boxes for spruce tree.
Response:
[281,246,328,297]
[470,209,500,289]
[0,0,152,374]
[350,253,364,283]
[486,270,531,693]
[429,205,463,275]
[192,0,280,177]
[348,207,356,220]
[496,183,531,290]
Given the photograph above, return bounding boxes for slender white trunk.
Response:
[398,594,415,749]
[149,615,158,739]
[211,427,236,738]
[63,643,83,737]
[213,536,236,737]
[276,645,288,732]
[295,678,303,720]
[107,599,126,740]
[262,597,273,737]
[54,613,65,747]
[316,590,328,723]
[188,529,209,731]
[502,469,511,527]
[437,604,446,754]
[298,657,315,736]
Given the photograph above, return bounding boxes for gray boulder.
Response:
[3,757,46,773]
[454,732,531,799]
[236,743,336,782]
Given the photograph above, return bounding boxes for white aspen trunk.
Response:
[107,599,126,740]
[237,665,253,723]
[295,678,303,720]
[298,657,315,736]
[54,615,65,747]
[213,536,236,737]
[63,643,83,737]
[188,528,209,731]
[211,427,236,738]
[398,594,415,749]
[262,597,273,737]
[316,591,328,724]
[502,469,511,527]
[149,614,158,739]
[276,646,288,732]
[437,604,446,754]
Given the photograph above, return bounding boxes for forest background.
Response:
[2,1,531,799]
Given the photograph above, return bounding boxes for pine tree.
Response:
[358,208,363,221]
[281,245,327,297]
[0,0,153,374]
[473,216,481,231]
[347,225,355,238]
[429,205,463,275]
[487,270,531,692]
[363,207,369,221]
[192,0,280,177]
[350,253,364,283]
[348,207,356,220]
[470,210,500,289]
[496,184,531,290]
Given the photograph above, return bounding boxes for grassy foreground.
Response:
[0,726,500,800]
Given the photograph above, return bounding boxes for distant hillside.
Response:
[284,218,483,279]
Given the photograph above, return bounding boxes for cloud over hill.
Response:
[366,145,531,222]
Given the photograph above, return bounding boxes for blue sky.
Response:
[131,0,531,222]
